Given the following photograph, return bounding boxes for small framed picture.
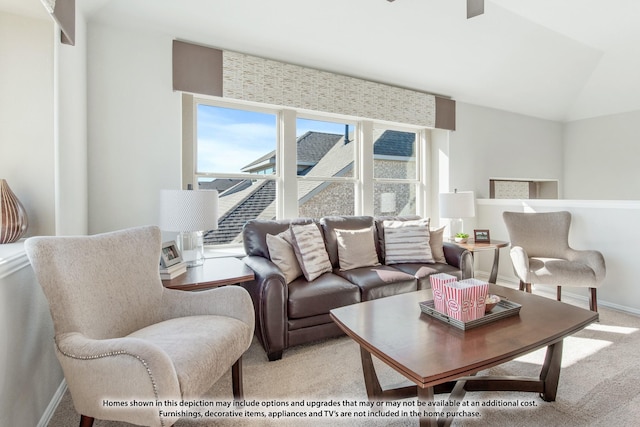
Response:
[474,229,491,243]
[160,241,182,268]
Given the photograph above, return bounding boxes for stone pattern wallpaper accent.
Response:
[223,51,436,128]
[493,180,530,199]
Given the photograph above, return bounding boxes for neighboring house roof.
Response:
[374,130,415,158]
[199,178,243,192]
[241,131,343,173]
[205,180,276,244]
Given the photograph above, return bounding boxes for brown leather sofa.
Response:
[241,215,473,361]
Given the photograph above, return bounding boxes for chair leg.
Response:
[589,288,598,312]
[557,286,562,301]
[232,356,243,401]
[524,282,532,293]
[79,415,94,427]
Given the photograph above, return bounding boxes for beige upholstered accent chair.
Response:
[503,211,606,312]
[25,226,254,427]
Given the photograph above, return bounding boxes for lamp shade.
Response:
[159,189,218,232]
[439,190,476,218]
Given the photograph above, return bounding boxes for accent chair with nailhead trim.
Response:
[25,226,254,427]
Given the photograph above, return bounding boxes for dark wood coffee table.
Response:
[330,284,598,427]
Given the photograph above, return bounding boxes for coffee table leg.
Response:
[539,340,563,402]
[360,346,383,399]
[417,386,437,427]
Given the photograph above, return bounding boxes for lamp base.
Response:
[448,218,464,240]
[177,231,204,267]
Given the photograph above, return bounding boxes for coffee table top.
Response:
[330,284,598,388]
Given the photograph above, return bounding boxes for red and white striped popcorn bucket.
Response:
[429,273,458,314]
[444,279,489,322]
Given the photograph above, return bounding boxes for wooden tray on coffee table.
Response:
[419,299,521,330]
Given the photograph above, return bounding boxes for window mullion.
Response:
[359,121,374,215]
[280,109,298,218]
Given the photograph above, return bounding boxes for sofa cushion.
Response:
[287,273,360,319]
[335,227,380,271]
[392,262,463,290]
[290,223,333,281]
[429,226,447,263]
[266,232,303,284]
[336,265,417,301]
[383,219,434,264]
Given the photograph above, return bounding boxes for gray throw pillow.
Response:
[266,232,303,284]
[290,223,332,281]
[335,227,380,271]
[383,219,434,264]
[429,226,447,263]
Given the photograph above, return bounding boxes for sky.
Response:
[197,104,349,174]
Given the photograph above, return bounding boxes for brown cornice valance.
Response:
[172,40,455,130]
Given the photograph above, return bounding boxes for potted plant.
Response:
[454,232,469,243]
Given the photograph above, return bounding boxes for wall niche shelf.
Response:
[489,178,559,200]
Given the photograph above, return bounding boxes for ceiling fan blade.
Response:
[467,0,484,19]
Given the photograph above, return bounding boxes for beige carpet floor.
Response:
[48,294,640,427]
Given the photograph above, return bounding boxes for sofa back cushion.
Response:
[320,216,377,268]
[243,218,313,258]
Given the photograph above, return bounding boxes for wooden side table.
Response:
[162,257,254,291]
[449,239,509,283]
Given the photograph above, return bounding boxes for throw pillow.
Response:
[383,219,434,264]
[429,226,447,263]
[335,227,380,271]
[266,232,303,284]
[290,223,333,281]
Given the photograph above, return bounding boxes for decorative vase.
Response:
[0,179,29,244]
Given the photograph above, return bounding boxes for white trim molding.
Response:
[0,240,29,279]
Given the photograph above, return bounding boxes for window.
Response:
[372,127,420,216]
[296,117,356,218]
[194,101,278,245]
[186,97,429,247]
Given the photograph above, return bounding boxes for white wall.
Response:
[564,110,640,200]
[0,12,55,237]
[87,23,182,234]
[56,12,88,236]
[0,244,64,427]
[449,102,564,199]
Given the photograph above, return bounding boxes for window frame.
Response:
[184,95,431,248]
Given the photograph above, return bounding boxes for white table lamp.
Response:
[160,189,218,267]
[439,189,475,239]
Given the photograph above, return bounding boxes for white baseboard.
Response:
[38,379,67,427]
[474,270,640,317]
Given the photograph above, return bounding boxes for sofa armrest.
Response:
[241,256,289,360]
[443,242,474,279]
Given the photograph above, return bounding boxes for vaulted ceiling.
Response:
[4,0,640,122]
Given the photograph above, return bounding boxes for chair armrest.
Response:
[566,248,607,284]
[509,246,530,283]
[241,256,289,360]
[160,286,254,328]
[443,243,474,279]
[55,332,181,425]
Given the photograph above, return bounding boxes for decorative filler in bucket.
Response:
[429,273,458,314]
[443,278,489,322]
